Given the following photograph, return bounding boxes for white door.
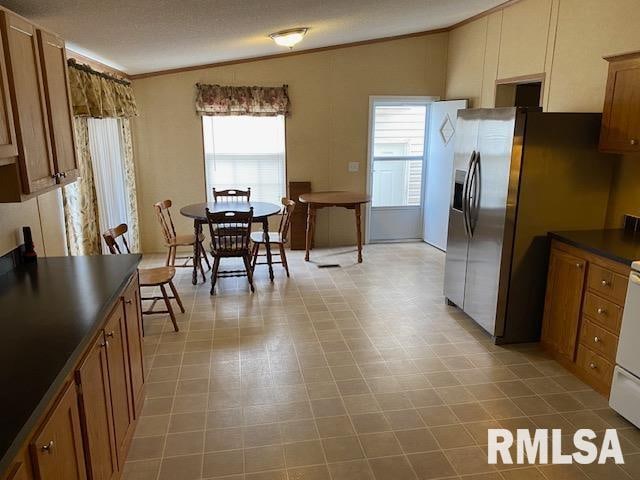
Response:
[367,97,437,242]
[423,99,468,250]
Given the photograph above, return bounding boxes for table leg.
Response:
[263,218,274,282]
[305,204,316,262]
[355,204,363,263]
[192,220,201,285]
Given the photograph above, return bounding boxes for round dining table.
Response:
[180,201,281,285]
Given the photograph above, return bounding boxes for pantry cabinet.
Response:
[541,239,630,395]
[600,51,640,153]
[0,9,77,202]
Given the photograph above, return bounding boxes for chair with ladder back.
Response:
[205,208,255,295]
[251,198,296,277]
[153,199,210,282]
[212,187,251,203]
[103,223,184,332]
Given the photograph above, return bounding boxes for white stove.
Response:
[610,261,640,426]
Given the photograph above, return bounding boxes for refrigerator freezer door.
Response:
[444,112,480,307]
[462,108,518,335]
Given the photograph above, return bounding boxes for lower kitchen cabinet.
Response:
[30,382,86,480]
[103,303,135,469]
[76,335,118,480]
[542,239,630,395]
[541,248,586,361]
[123,277,145,418]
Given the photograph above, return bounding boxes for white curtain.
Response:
[87,118,131,253]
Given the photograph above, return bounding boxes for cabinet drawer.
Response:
[587,264,628,304]
[576,345,614,387]
[579,318,619,362]
[582,292,623,333]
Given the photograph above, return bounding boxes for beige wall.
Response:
[132,33,449,253]
[445,0,640,226]
[0,189,67,257]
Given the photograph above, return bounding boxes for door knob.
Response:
[106,331,115,338]
[594,336,600,343]
[600,280,610,287]
[631,138,638,145]
[575,263,583,269]
[589,362,597,369]
[596,308,606,315]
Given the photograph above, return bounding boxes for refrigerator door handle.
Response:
[462,151,475,237]
[468,152,481,237]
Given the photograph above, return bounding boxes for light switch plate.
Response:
[348,162,360,173]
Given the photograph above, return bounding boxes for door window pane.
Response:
[373,105,426,157]
[371,104,426,207]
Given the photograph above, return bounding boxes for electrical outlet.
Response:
[348,162,360,173]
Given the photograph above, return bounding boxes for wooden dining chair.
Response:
[212,187,251,202]
[153,199,210,281]
[103,224,184,332]
[205,208,255,295]
[250,198,296,277]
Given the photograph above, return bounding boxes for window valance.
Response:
[195,83,290,117]
[67,59,138,118]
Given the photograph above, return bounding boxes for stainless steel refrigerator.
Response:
[444,107,616,344]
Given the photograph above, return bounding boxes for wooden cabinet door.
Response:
[0,12,54,194]
[600,54,640,153]
[76,336,118,480]
[104,304,135,469]
[2,462,31,480]
[0,16,16,161]
[36,30,77,183]
[541,248,587,361]
[123,276,145,417]
[30,381,87,480]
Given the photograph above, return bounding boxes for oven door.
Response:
[616,270,640,374]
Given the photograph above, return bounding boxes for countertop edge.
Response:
[0,255,141,475]
[548,232,633,266]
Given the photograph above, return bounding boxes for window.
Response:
[370,104,426,207]
[202,115,286,203]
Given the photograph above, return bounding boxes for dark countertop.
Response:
[0,254,141,474]
[550,229,640,265]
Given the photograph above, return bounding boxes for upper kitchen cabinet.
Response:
[0,9,77,202]
[37,30,78,184]
[600,51,640,154]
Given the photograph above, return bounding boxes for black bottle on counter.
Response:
[22,226,37,264]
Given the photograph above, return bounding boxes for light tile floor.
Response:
[124,243,640,480]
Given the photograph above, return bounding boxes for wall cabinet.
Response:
[30,382,86,480]
[600,51,640,153]
[0,8,77,202]
[541,240,630,395]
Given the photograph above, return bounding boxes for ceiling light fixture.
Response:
[269,28,308,49]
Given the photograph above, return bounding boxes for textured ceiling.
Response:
[0,0,505,75]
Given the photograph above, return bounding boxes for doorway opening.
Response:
[495,74,544,108]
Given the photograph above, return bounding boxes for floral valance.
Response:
[67,59,138,118]
[195,83,290,117]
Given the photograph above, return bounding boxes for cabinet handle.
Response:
[106,331,115,338]
[589,362,597,369]
[631,139,638,145]
[41,440,54,453]
[596,308,607,315]
[125,299,133,305]
[600,279,610,287]
[594,336,600,343]
[100,341,109,348]
[575,263,583,269]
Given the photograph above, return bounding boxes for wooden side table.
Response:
[298,191,372,263]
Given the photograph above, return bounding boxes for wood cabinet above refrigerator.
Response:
[600,51,640,154]
[0,8,77,203]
